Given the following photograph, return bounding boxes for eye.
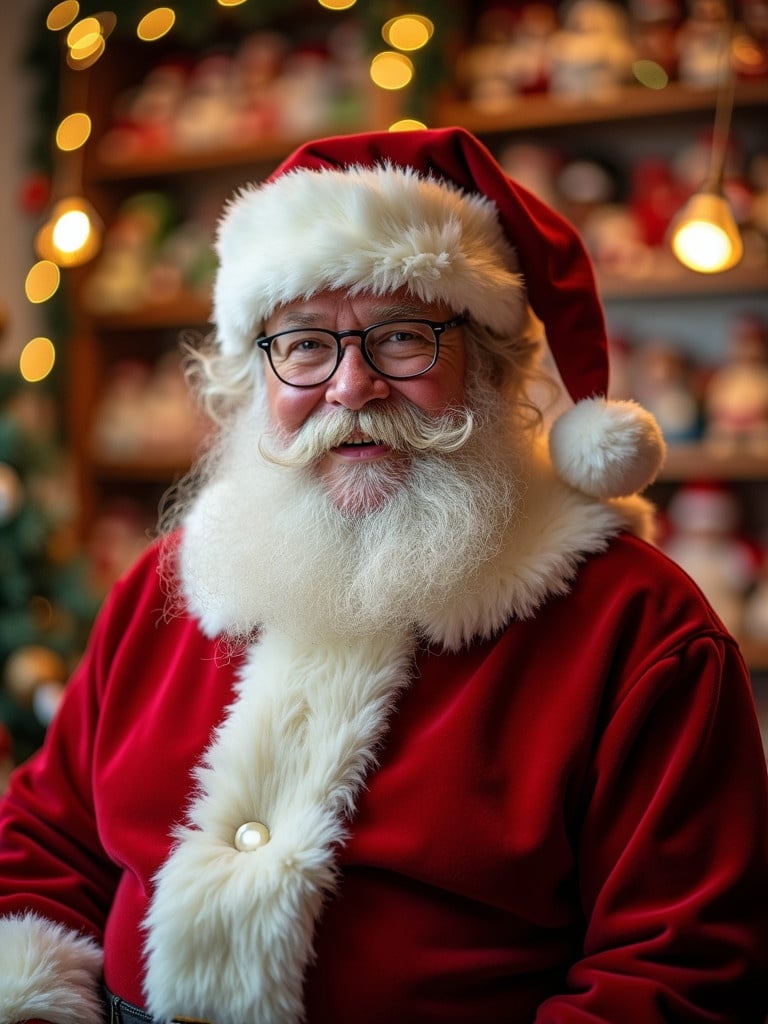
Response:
[273,331,336,361]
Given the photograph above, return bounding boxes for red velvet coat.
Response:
[0,531,767,1023]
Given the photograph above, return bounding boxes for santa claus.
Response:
[0,127,766,1024]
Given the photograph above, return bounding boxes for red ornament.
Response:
[19,173,51,215]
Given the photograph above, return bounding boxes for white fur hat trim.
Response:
[213,163,526,355]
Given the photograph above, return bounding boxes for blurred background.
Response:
[0,0,766,783]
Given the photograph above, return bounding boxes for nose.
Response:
[323,340,390,410]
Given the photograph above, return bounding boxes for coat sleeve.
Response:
[0,577,131,1024]
[538,632,768,1023]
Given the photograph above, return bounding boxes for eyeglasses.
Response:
[256,316,465,388]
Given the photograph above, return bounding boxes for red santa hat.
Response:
[213,125,665,499]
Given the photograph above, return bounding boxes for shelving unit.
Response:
[52,14,768,670]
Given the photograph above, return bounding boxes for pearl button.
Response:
[234,820,271,852]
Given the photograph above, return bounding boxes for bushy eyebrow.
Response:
[274,302,435,329]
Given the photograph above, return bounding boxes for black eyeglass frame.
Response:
[255,315,466,388]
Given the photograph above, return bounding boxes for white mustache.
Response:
[260,401,475,469]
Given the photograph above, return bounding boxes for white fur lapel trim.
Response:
[143,628,414,1024]
[0,912,103,1024]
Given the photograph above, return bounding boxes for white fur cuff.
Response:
[0,912,103,1024]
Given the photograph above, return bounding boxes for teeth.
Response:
[343,433,377,446]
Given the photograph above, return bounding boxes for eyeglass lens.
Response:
[269,321,439,386]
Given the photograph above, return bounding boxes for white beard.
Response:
[173,376,528,646]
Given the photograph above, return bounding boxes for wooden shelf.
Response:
[598,265,768,301]
[90,135,299,182]
[658,444,768,482]
[86,296,212,331]
[432,79,768,135]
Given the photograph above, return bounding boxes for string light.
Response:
[46,1,79,32]
[25,261,61,304]
[55,112,92,151]
[370,51,414,90]
[19,338,57,384]
[382,15,433,51]
[389,118,428,131]
[137,7,176,42]
[34,197,103,268]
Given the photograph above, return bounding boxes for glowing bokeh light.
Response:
[67,16,102,53]
[382,15,434,51]
[46,1,79,31]
[137,7,176,41]
[318,0,356,8]
[389,118,428,131]
[56,112,92,151]
[370,51,414,90]
[632,59,668,90]
[25,261,61,304]
[20,337,56,383]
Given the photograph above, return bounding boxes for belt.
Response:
[104,986,212,1024]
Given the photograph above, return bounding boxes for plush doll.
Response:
[662,482,758,635]
[704,314,768,454]
[548,0,636,99]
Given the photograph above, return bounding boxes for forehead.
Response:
[266,288,453,328]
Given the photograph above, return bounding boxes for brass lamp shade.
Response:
[669,189,744,274]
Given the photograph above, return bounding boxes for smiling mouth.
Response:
[338,433,381,449]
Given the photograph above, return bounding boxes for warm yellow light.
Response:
[47,0,79,31]
[53,209,91,253]
[137,7,176,41]
[670,191,744,273]
[317,0,356,8]
[56,112,92,151]
[389,118,428,131]
[67,15,102,52]
[35,197,103,267]
[20,337,56,383]
[67,35,106,69]
[217,0,248,5]
[382,15,434,51]
[632,59,668,90]
[25,261,61,303]
[370,51,414,90]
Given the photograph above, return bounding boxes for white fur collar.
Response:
[143,446,653,1021]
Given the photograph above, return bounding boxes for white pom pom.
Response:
[549,398,666,499]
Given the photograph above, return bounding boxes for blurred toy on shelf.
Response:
[675,0,732,87]
[82,192,178,315]
[99,60,189,163]
[661,481,759,635]
[83,192,216,315]
[498,141,563,208]
[704,313,768,455]
[97,23,367,164]
[84,501,153,599]
[629,0,684,78]
[627,338,703,441]
[91,352,209,465]
[732,0,768,79]
[548,0,636,99]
